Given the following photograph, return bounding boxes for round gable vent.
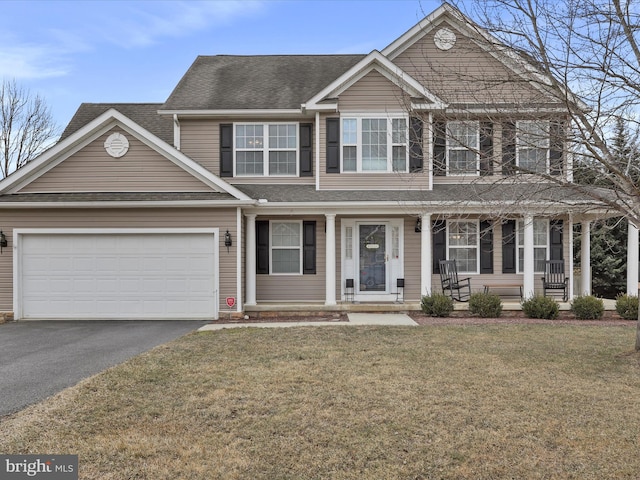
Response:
[434,28,457,51]
[104,132,130,158]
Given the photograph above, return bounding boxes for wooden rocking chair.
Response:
[439,260,472,302]
[541,260,569,302]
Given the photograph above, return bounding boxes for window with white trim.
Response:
[448,220,479,274]
[517,120,549,174]
[341,116,408,172]
[447,121,479,175]
[235,123,298,176]
[517,219,549,273]
[270,221,302,274]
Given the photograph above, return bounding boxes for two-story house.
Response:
[0,4,619,321]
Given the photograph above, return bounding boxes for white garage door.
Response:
[19,232,217,320]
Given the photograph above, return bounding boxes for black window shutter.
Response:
[502,122,516,176]
[480,122,493,176]
[480,220,494,274]
[409,116,423,172]
[303,221,316,274]
[432,220,447,273]
[502,220,516,273]
[299,123,313,177]
[326,118,340,173]
[549,121,565,176]
[220,124,233,177]
[433,121,446,176]
[256,221,269,274]
[550,220,563,260]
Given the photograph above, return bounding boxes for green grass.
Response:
[1,325,639,479]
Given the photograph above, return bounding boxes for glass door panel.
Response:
[359,224,387,292]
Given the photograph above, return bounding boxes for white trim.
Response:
[0,200,254,209]
[315,112,321,191]
[305,51,447,111]
[269,220,303,275]
[516,218,549,274]
[0,109,252,202]
[158,109,305,117]
[13,227,219,321]
[233,122,299,178]
[173,114,181,150]
[446,120,480,176]
[446,219,480,275]
[516,120,550,174]
[236,207,243,312]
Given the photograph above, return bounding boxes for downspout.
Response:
[173,114,181,150]
[315,111,320,191]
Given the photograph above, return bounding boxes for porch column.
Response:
[325,213,337,306]
[581,221,591,295]
[420,214,432,295]
[523,215,535,299]
[627,221,639,296]
[568,215,574,299]
[245,213,256,306]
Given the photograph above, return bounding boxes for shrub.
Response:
[521,295,559,319]
[421,293,454,317]
[615,294,638,320]
[468,292,502,318]
[570,295,604,320]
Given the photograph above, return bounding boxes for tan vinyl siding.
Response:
[256,216,326,302]
[180,119,219,175]
[403,216,422,301]
[0,207,238,315]
[392,22,554,106]
[20,128,212,193]
[318,112,431,190]
[338,70,408,112]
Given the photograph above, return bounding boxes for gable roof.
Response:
[160,54,365,112]
[304,50,447,111]
[0,109,252,201]
[61,103,173,144]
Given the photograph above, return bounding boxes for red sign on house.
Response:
[226,297,236,308]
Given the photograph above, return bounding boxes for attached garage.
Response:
[14,229,219,320]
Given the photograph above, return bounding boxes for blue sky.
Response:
[1,0,445,132]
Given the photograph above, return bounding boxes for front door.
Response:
[358,224,388,294]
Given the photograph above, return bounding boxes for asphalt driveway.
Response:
[0,320,206,417]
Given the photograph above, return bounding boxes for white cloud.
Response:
[98,0,266,48]
[0,43,70,79]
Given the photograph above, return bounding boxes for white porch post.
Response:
[627,221,639,296]
[421,214,432,296]
[523,215,535,299]
[581,221,591,295]
[245,213,256,306]
[568,215,574,299]
[325,213,337,306]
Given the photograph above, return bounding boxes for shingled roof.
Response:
[161,55,365,111]
[60,103,173,144]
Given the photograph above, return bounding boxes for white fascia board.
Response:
[158,109,306,118]
[305,51,446,111]
[0,200,256,209]
[0,108,252,202]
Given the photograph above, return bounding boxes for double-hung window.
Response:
[517,219,549,273]
[271,221,302,274]
[517,120,549,174]
[448,220,479,274]
[341,116,408,172]
[447,121,479,175]
[235,123,297,176]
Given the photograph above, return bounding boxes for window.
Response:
[271,221,302,274]
[447,121,479,175]
[235,123,297,176]
[517,219,548,273]
[341,116,407,172]
[448,220,479,273]
[517,120,549,174]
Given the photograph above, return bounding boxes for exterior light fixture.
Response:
[0,231,7,253]
[224,230,232,252]
[415,218,422,233]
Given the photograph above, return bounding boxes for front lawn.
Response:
[1,325,639,479]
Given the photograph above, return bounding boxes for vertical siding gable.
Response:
[18,128,214,193]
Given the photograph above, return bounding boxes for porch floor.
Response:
[244,298,615,314]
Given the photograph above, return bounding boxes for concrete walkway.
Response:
[198,313,417,331]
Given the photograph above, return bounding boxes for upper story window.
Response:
[517,120,549,174]
[235,123,298,176]
[447,121,479,175]
[341,116,408,173]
